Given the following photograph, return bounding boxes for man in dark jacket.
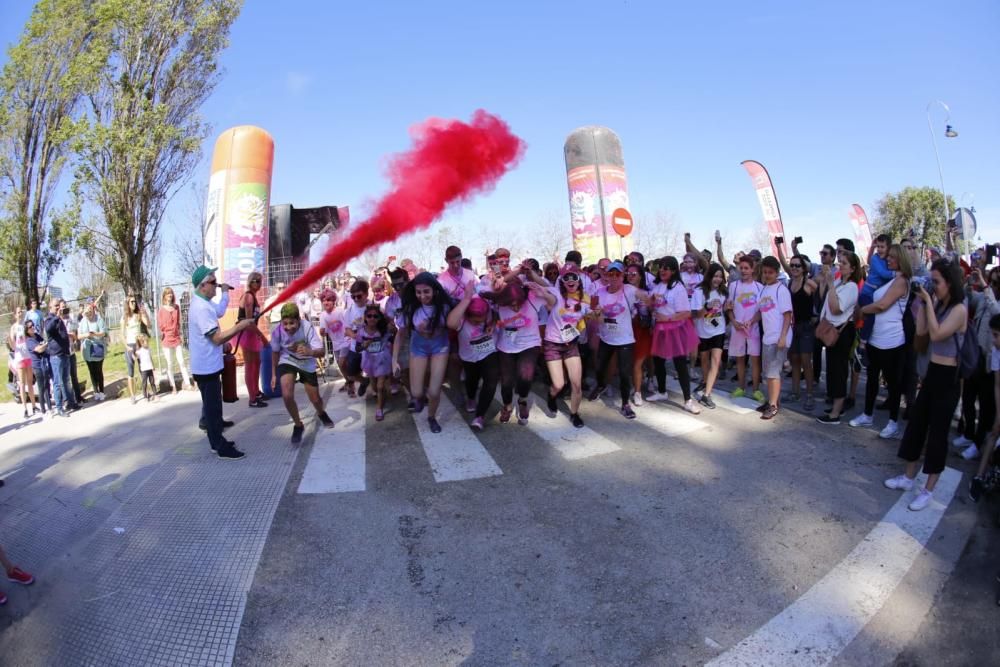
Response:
[43,298,78,416]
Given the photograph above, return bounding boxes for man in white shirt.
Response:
[437,245,478,304]
[188,265,259,460]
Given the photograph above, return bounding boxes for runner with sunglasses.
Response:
[343,279,372,396]
[541,267,593,427]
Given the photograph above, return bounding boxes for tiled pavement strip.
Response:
[0,385,318,666]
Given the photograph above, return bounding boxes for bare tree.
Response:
[532,209,572,264]
[170,183,206,280]
[633,210,682,259]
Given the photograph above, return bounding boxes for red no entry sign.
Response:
[611,208,633,237]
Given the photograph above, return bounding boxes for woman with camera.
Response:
[885,259,967,511]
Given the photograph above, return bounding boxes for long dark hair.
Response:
[363,304,388,336]
[401,272,450,332]
[655,256,681,289]
[700,262,726,300]
[931,258,965,306]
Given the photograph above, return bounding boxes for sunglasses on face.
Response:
[364,314,379,319]
[203,279,217,286]
[789,263,802,269]
[561,274,579,282]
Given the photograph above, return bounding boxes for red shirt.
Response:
[157,305,182,347]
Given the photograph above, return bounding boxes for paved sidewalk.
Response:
[0,387,318,666]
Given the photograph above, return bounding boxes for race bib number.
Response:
[558,324,579,343]
[366,340,383,354]
[504,327,518,344]
[470,335,495,355]
[603,317,619,334]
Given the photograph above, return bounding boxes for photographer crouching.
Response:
[189,265,259,460]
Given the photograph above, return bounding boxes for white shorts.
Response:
[728,326,761,356]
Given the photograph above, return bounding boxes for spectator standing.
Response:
[121,295,150,404]
[157,287,194,394]
[25,320,51,416]
[78,299,109,401]
[44,298,77,416]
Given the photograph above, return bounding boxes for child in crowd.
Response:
[756,257,794,420]
[134,334,158,402]
[357,304,392,421]
[726,255,764,402]
[270,303,335,443]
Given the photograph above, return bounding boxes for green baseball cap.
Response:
[191,265,217,288]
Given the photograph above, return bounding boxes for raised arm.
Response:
[715,231,731,271]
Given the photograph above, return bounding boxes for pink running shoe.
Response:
[7,567,33,585]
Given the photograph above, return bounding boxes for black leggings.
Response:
[824,327,855,400]
[464,355,500,418]
[141,369,156,399]
[653,355,692,401]
[863,343,904,421]
[498,347,540,405]
[898,362,960,475]
[86,360,105,393]
[960,362,995,445]
[595,341,634,405]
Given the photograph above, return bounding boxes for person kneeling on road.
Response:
[189,265,260,460]
[271,303,335,444]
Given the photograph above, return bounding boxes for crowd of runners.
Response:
[7,226,1000,514]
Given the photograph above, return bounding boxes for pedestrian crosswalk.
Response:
[296,379,763,494]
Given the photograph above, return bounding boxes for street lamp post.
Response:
[925,100,958,226]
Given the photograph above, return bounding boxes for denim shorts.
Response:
[410,331,450,358]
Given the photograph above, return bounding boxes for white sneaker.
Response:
[961,444,979,460]
[849,413,874,428]
[878,421,901,439]
[646,391,668,402]
[631,393,644,407]
[884,474,914,491]
[952,434,974,449]
[683,399,702,415]
[908,488,933,511]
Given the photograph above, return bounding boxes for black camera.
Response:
[793,236,803,245]
[775,235,784,245]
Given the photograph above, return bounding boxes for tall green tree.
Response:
[872,186,956,250]
[0,0,100,304]
[73,0,242,297]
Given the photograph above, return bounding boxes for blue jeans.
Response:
[194,371,225,450]
[32,361,52,413]
[49,354,70,412]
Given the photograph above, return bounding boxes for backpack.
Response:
[952,306,980,379]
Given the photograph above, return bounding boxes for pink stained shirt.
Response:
[157,305,182,348]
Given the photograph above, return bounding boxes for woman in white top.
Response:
[121,294,151,404]
[690,263,728,410]
[852,244,913,438]
[647,256,701,414]
[816,253,863,424]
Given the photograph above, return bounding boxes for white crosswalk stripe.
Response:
[298,384,366,494]
[658,375,759,414]
[514,398,621,460]
[413,393,503,483]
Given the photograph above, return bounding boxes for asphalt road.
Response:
[234,376,995,667]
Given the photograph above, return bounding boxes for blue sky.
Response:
[2,0,998,287]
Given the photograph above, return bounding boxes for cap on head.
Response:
[280,303,300,320]
[192,265,217,288]
[606,260,625,273]
[748,249,762,260]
